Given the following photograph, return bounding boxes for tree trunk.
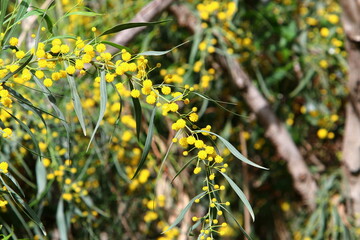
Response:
[109,0,318,209]
[340,0,360,226]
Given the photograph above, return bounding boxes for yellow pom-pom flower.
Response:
[0,162,9,174]
[130,89,140,98]
[43,78,53,87]
[66,65,76,75]
[9,37,18,46]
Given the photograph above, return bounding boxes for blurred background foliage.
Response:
[0,0,358,239]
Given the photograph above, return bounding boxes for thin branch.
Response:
[168,3,318,209]
[107,0,318,209]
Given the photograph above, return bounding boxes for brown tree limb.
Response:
[108,0,318,209]
[168,4,318,209]
[108,0,176,54]
[340,0,360,225]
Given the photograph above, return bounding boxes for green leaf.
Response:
[289,69,315,97]
[100,40,132,53]
[138,41,189,56]
[35,158,47,199]
[195,130,268,170]
[192,91,245,118]
[188,219,202,236]
[129,81,142,140]
[132,107,156,179]
[4,86,48,129]
[3,172,25,197]
[16,8,54,34]
[0,1,9,34]
[220,172,255,221]
[80,196,109,217]
[3,0,30,44]
[99,20,170,37]
[32,73,71,150]
[64,11,102,18]
[56,198,68,240]
[3,109,41,158]
[0,176,47,235]
[0,55,33,84]
[171,157,197,184]
[255,66,274,101]
[87,70,107,151]
[65,62,87,136]
[219,204,253,240]
[163,192,206,233]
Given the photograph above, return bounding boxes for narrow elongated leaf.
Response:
[35,158,46,199]
[1,55,33,83]
[128,81,141,140]
[188,219,202,236]
[4,86,47,128]
[220,172,255,221]
[3,109,41,157]
[87,70,107,151]
[163,192,206,233]
[101,40,132,53]
[3,110,45,199]
[64,11,102,18]
[195,130,268,170]
[255,66,274,101]
[171,157,197,183]
[219,204,253,240]
[16,9,53,34]
[0,1,9,33]
[32,73,71,150]
[81,196,108,217]
[132,107,156,179]
[192,91,245,118]
[3,0,30,44]
[56,198,68,240]
[138,41,189,56]
[4,171,26,197]
[99,20,169,37]
[65,62,87,135]
[0,176,46,235]
[289,68,315,97]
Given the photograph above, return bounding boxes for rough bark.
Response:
[224,55,317,209]
[340,0,360,225]
[108,0,176,54]
[109,0,318,208]
[169,4,318,209]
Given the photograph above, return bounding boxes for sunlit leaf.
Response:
[99,20,170,37]
[219,172,255,221]
[163,192,206,233]
[56,198,68,240]
[138,41,189,56]
[87,70,107,151]
[65,62,87,136]
[195,130,268,170]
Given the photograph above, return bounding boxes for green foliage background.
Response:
[0,0,357,239]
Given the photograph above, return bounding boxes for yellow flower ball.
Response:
[130,89,140,98]
[146,95,156,105]
[66,65,76,75]
[15,50,25,59]
[43,78,53,87]
[9,37,18,46]
[317,128,328,139]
